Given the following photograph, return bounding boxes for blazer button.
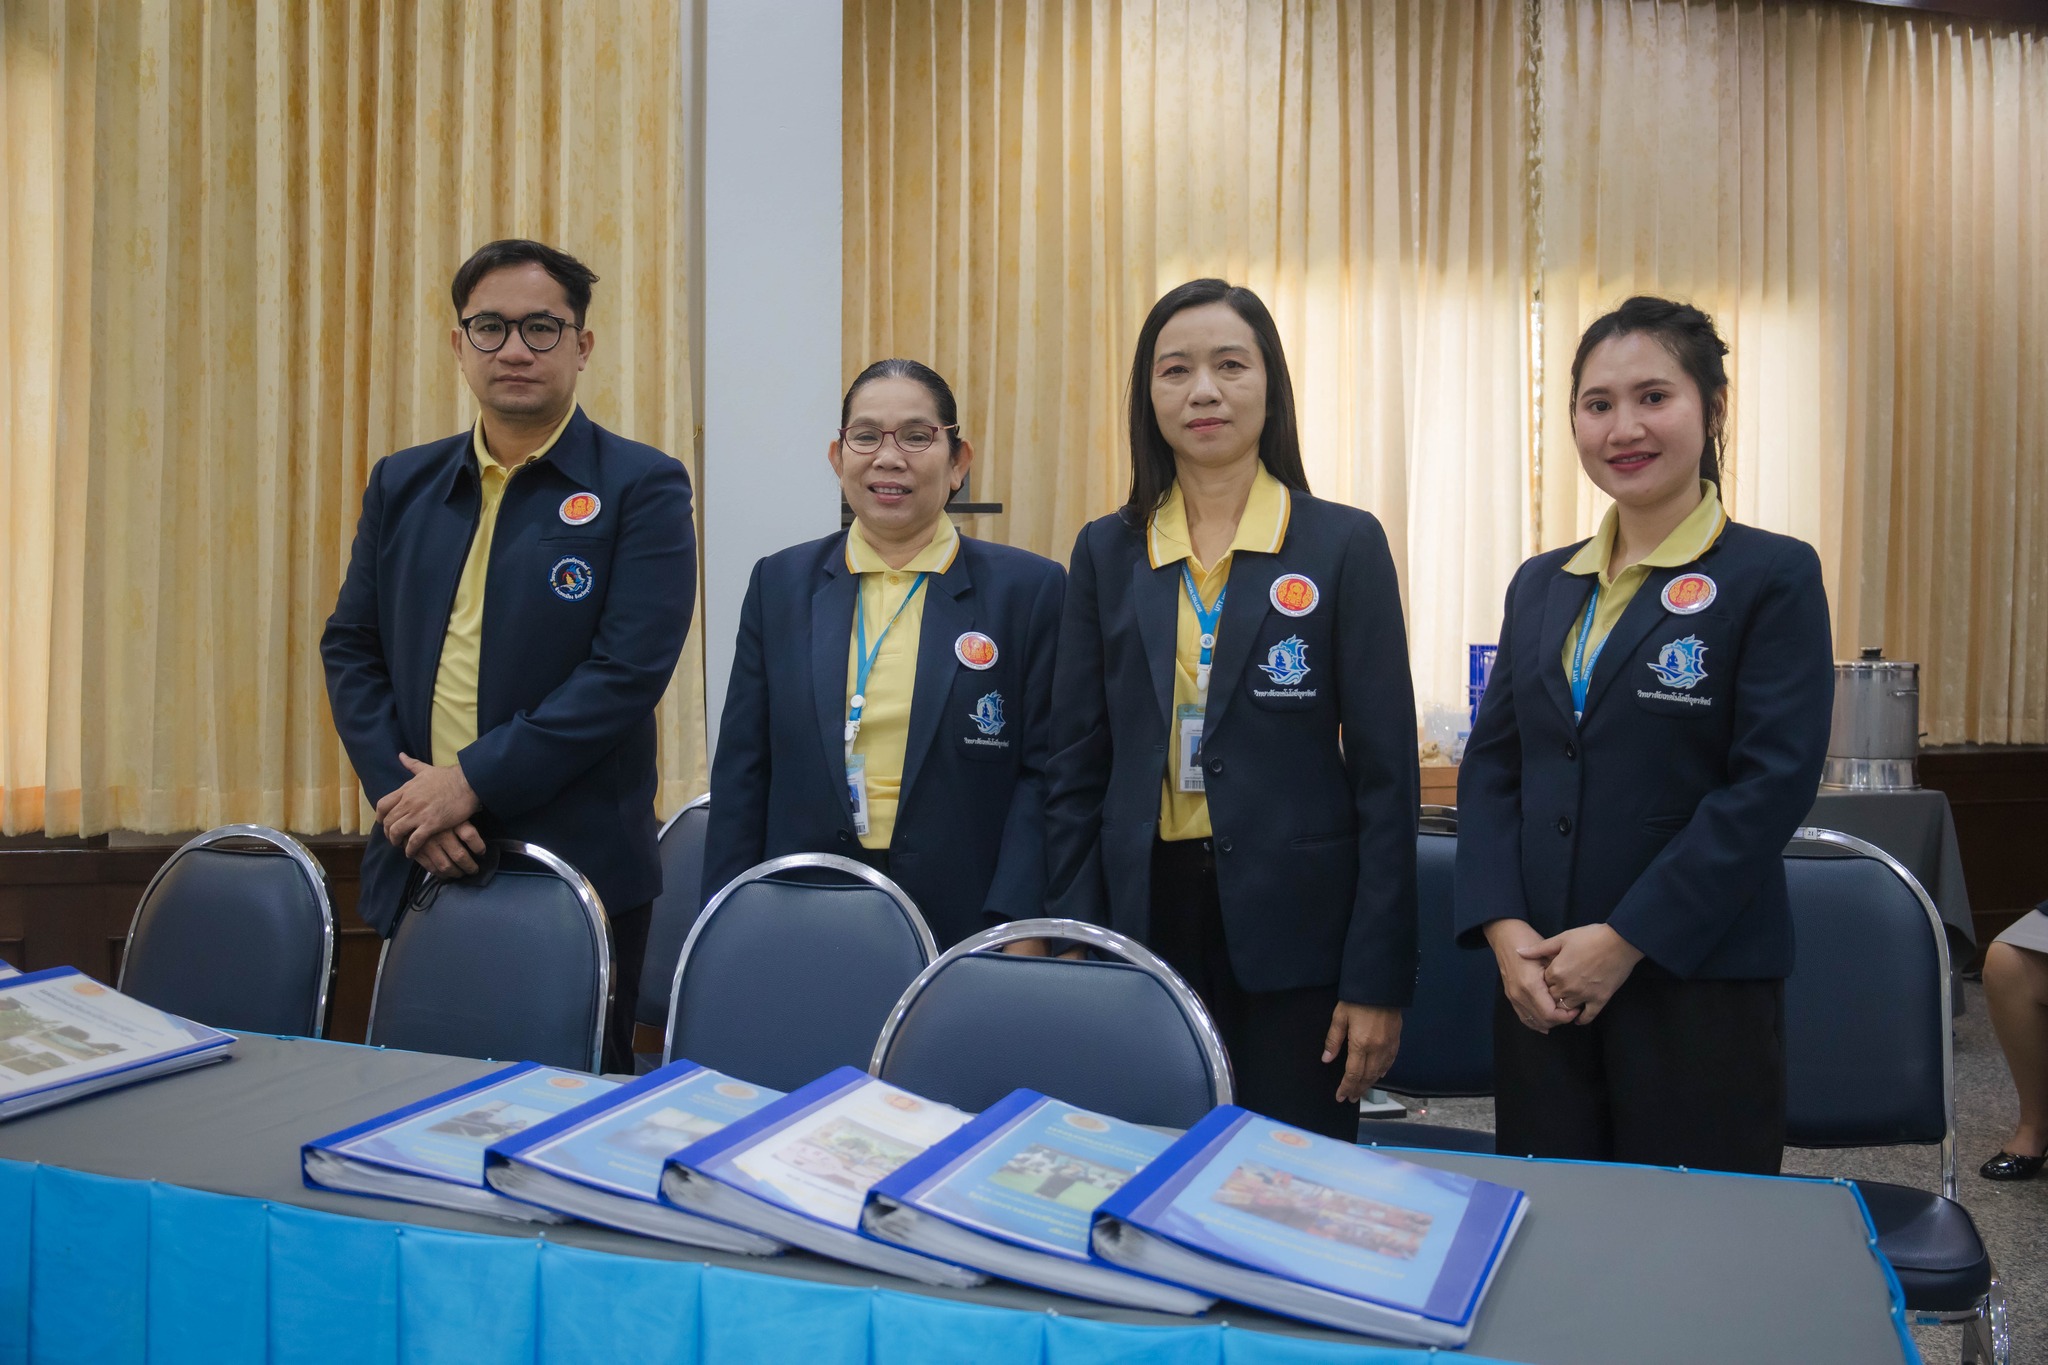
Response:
[1556,816,1573,836]
[837,830,852,844]
[1563,742,1577,761]
[1217,836,1234,853]
[1206,757,1224,776]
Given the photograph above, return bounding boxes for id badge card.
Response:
[845,754,872,836]
[1176,703,1206,794]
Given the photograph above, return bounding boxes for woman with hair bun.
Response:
[1454,297,1835,1174]
[703,359,1065,949]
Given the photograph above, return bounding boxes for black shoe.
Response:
[1978,1151,2046,1181]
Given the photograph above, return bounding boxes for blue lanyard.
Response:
[1182,564,1226,692]
[1568,584,1604,725]
[846,573,929,753]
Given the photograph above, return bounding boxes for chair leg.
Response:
[1958,1272,2010,1365]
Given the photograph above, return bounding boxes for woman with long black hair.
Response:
[1044,280,1420,1139]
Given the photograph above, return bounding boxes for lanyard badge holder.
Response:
[1569,584,1603,726]
[1178,565,1225,794]
[844,572,929,835]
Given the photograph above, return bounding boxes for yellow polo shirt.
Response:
[1559,480,1728,680]
[1148,467,1292,841]
[429,407,577,768]
[844,515,961,848]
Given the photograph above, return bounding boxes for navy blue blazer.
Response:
[1043,494,1420,1005]
[701,531,1065,948]
[1452,521,1834,979]
[322,408,697,936]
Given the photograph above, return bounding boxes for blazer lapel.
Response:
[811,545,858,810]
[1133,557,1180,729]
[1202,552,1276,742]
[898,555,971,813]
[1540,572,1593,724]
[1581,565,1687,719]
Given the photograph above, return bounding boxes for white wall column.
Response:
[699,0,843,748]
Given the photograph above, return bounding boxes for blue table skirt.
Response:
[0,1159,1523,1365]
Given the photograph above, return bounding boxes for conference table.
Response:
[0,1035,1916,1365]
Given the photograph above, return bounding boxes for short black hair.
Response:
[1121,279,1310,524]
[450,239,600,327]
[1570,295,1731,488]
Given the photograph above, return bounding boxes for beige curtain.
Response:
[846,0,1536,740]
[1537,0,2048,743]
[0,0,705,836]
[849,0,2048,745]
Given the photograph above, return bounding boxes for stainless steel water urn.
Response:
[1821,647,1920,790]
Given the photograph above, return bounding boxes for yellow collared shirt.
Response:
[429,406,578,768]
[1559,480,1728,682]
[1149,466,1292,841]
[844,515,961,848]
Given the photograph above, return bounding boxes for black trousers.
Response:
[1492,967,1785,1174]
[603,900,653,1076]
[1149,838,1357,1141]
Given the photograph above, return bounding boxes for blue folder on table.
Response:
[659,1065,986,1288]
[484,1059,786,1254]
[862,1088,1212,1313]
[302,1062,617,1221]
[0,967,234,1122]
[1091,1106,1527,1346]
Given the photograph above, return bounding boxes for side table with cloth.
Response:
[0,1035,1915,1365]
[1808,788,1975,1015]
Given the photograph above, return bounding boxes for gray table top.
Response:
[0,1034,1911,1365]
[1809,786,1974,944]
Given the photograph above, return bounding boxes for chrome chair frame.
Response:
[658,790,711,843]
[662,852,937,1066]
[1789,826,2007,1364]
[366,840,613,1074]
[118,823,336,1038]
[867,916,1236,1109]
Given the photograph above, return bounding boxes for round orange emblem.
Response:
[559,492,602,526]
[955,632,998,670]
[1661,573,1717,615]
[1269,574,1320,618]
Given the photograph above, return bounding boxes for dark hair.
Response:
[839,358,963,452]
[1569,295,1730,488]
[1121,279,1309,523]
[451,239,600,327]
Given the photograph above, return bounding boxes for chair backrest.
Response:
[1783,827,1955,1197]
[635,793,712,1030]
[118,825,334,1037]
[1418,804,1459,835]
[367,842,612,1073]
[870,918,1233,1130]
[664,854,936,1092]
[1382,829,1495,1097]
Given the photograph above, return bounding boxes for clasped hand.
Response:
[373,753,484,878]
[1486,919,1643,1031]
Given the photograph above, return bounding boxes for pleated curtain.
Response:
[847,0,2048,745]
[0,0,704,836]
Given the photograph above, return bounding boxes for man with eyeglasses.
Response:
[323,238,696,1072]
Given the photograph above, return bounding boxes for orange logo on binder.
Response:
[549,1076,589,1089]
[1269,574,1320,617]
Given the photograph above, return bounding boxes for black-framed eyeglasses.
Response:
[837,422,958,455]
[460,311,579,354]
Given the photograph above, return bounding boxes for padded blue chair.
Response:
[1363,824,1497,1155]
[1785,827,2007,1365]
[663,854,935,1093]
[367,842,612,1073]
[634,793,712,1036]
[869,918,1233,1130]
[118,824,334,1037]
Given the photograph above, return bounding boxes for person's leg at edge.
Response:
[1982,941,2048,1166]
[602,900,654,1075]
